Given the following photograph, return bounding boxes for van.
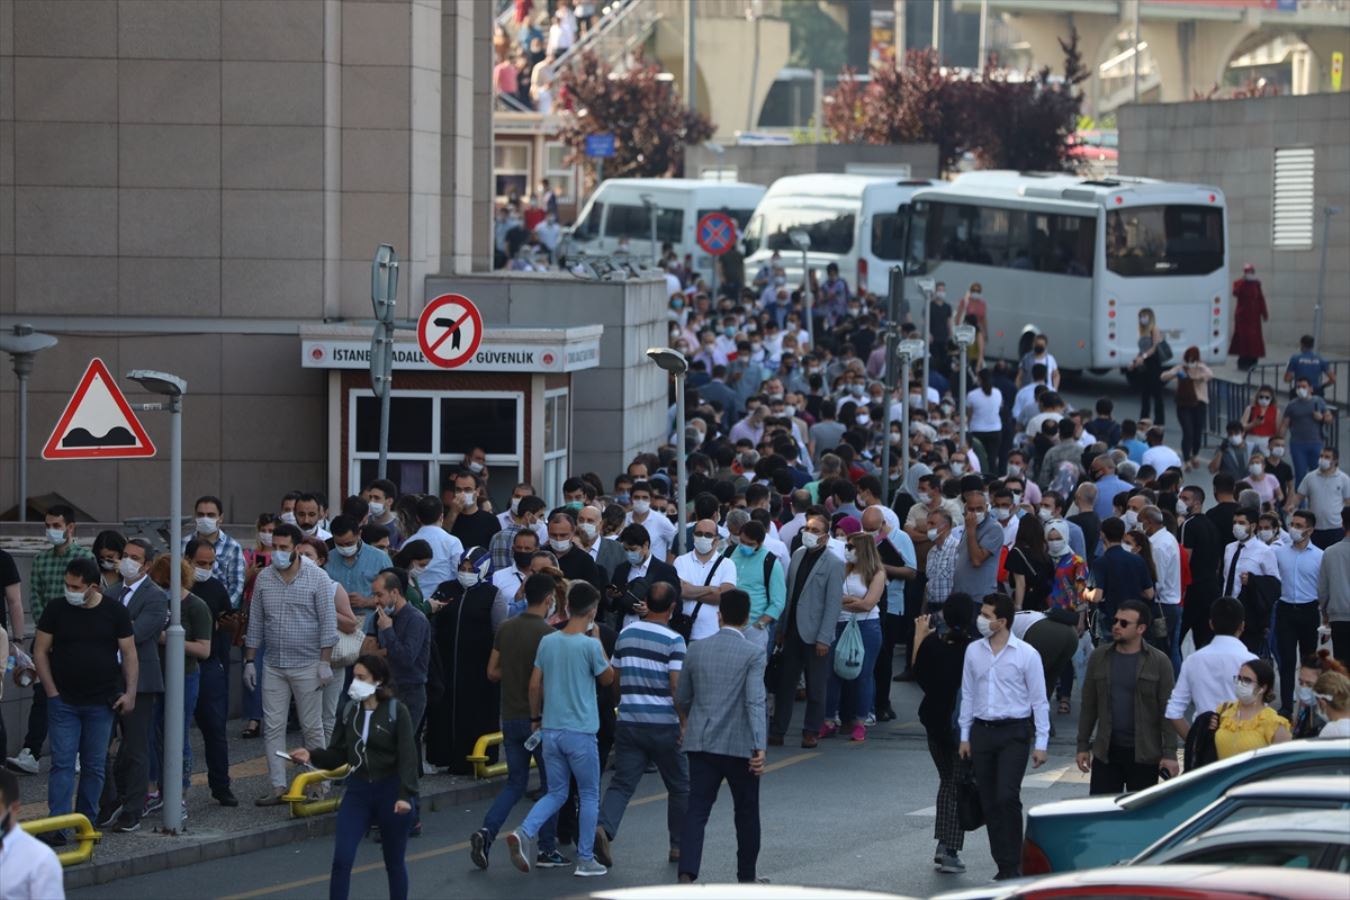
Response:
[742,174,935,297]
[561,178,767,284]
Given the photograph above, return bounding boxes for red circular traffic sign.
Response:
[417,293,483,369]
[696,212,737,256]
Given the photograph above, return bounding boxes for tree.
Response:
[556,52,716,184]
[779,0,847,74]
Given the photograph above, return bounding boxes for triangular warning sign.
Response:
[42,359,156,460]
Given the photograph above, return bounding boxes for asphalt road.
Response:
[69,678,1094,900]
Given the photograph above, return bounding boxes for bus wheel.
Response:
[1089,368,1111,376]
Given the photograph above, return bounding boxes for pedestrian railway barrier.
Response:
[467,731,536,779]
[284,765,349,817]
[20,813,101,866]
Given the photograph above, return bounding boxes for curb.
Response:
[62,777,507,890]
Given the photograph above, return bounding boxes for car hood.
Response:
[1027,794,1120,819]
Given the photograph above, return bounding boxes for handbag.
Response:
[833,615,864,681]
[957,768,985,831]
[1155,340,1174,364]
[331,628,364,668]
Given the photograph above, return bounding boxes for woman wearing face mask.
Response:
[239,513,277,739]
[1127,307,1166,426]
[296,538,360,742]
[392,541,435,616]
[425,548,501,774]
[289,655,419,900]
[92,530,128,593]
[821,534,888,742]
[1245,451,1283,509]
[527,554,570,626]
[1314,670,1350,737]
[1239,384,1279,455]
[966,369,1003,472]
[1210,660,1290,759]
[1006,514,1054,613]
[1161,346,1214,470]
[1291,651,1349,737]
[1228,262,1267,371]
[1044,520,1089,714]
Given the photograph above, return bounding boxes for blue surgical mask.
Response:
[625,550,645,566]
[614,493,630,507]
[738,544,757,557]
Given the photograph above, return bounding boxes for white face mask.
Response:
[1271,446,1285,458]
[120,557,143,580]
[411,563,428,578]
[994,507,1011,522]
[468,461,485,474]
[1233,680,1258,704]
[100,558,118,572]
[632,499,651,515]
[1176,499,1189,516]
[578,522,598,539]
[1297,685,1317,706]
[457,571,479,588]
[193,567,213,583]
[1233,524,1250,542]
[844,548,857,564]
[1258,529,1277,544]
[196,516,219,535]
[917,492,931,506]
[279,511,297,526]
[510,497,522,515]
[272,550,293,569]
[347,679,378,702]
[1047,539,1069,558]
[336,543,359,558]
[1122,511,1138,530]
[801,531,821,549]
[549,538,572,554]
[460,492,477,509]
[1229,435,1244,447]
[976,616,994,638]
[259,531,274,547]
[693,535,715,555]
[926,528,940,542]
[1319,458,1334,471]
[1038,508,1053,522]
[65,588,89,607]
[1290,526,1306,543]
[1249,463,1263,477]
[1006,464,1022,477]
[1297,388,1311,400]
[368,501,386,517]
[46,528,67,545]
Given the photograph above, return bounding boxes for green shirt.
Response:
[182,593,213,675]
[407,582,432,617]
[30,540,94,622]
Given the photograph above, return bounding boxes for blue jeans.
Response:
[195,657,231,792]
[1160,603,1183,676]
[244,642,265,721]
[47,695,116,822]
[331,774,412,900]
[481,719,556,852]
[521,729,599,861]
[149,670,200,791]
[825,617,883,725]
[1289,441,1322,486]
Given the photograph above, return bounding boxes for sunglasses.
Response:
[1112,617,1141,627]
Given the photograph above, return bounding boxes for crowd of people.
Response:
[3,257,1349,893]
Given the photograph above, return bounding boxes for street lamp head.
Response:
[646,347,689,376]
[127,369,187,398]
[639,193,657,210]
[788,229,811,251]
[0,324,58,356]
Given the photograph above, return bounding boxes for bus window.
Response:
[572,202,604,242]
[1107,205,1224,277]
[605,204,650,239]
[759,207,856,255]
[917,200,1094,277]
[743,215,763,255]
[871,207,908,261]
[655,208,684,244]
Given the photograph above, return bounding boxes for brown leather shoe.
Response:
[668,847,680,863]
[767,734,784,747]
[801,733,819,749]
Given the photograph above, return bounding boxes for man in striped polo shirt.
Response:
[593,581,689,868]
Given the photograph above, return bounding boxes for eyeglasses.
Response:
[693,532,717,539]
[1234,675,1257,686]
[1112,617,1140,627]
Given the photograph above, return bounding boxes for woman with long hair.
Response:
[393,540,434,615]
[1211,660,1291,759]
[966,368,1003,471]
[1128,306,1167,426]
[1006,513,1054,612]
[1240,383,1279,456]
[290,655,419,900]
[1045,519,1090,713]
[821,533,887,742]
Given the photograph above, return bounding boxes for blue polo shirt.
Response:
[325,542,393,597]
[1286,351,1330,389]
[1088,545,1154,619]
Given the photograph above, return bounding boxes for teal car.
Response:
[1021,738,1350,875]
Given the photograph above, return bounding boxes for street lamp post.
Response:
[953,325,977,452]
[789,229,813,348]
[646,348,689,556]
[370,245,400,480]
[640,194,659,268]
[127,369,188,835]
[879,266,904,504]
[0,325,58,522]
[916,278,935,408]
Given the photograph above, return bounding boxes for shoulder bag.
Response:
[833,614,864,681]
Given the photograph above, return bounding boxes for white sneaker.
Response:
[574,857,608,877]
[6,749,39,775]
[421,759,437,776]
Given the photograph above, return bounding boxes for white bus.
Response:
[903,171,1229,371]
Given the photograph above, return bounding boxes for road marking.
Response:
[218,751,821,898]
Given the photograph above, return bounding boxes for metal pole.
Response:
[813,68,824,142]
[377,321,392,480]
[685,0,696,114]
[958,350,968,451]
[162,393,185,834]
[801,248,814,348]
[1133,0,1141,104]
[675,373,687,557]
[649,202,659,267]
[1312,206,1337,348]
[978,0,989,75]
[931,0,941,60]
[900,359,911,500]
[880,266,903,504]
[15,364,29,523]
[922,287,931,405]
[893,0,906,70]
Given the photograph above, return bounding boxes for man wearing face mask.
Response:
[576,504,624,581]
[1286,448,1350,550]
[625,482,677,563]
[6,505,93,777]
[1221,509,1280,655]
[183,495,246,610]
[0,768,65,895]
[32,557,137,848]
[1274,512,1324,715]
[292,493,331,542]
[493,529,543,622]
[185,539,238,807]
[244,523,338,806]
[447,472,502,551]
[545,512,603,590]
[490,494,547,573]
[1178,487,1223,650]
[325,515,393,612]
[1280,377,1332,485]
[371,569,431,832]
[607,525,681,631]
[96,538,168,834]
[363,479,403,550]
[952,487,1003,601]
[673,520,737,642]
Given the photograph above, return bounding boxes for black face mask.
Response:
[513,551,534,571]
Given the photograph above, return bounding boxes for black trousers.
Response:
[22,684,48,757]
[873,613,905,714]
[970,718,1031,877]
[770,635,828,738]
[102,692,159,817]
[1332,622,1350,668]
[1276,602,1321,711]
[1022,620,1078,702]
[1181,581,1218,650]
[1177,403,1206,461]
[678,751,760,883]
[1088,744,1159,795]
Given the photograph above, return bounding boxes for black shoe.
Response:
[39,830,69,848]
[95,804,123,829]
[212,788,239,808]
[892,671,915,682]
[993,869,1022,881]
[470,828,491,870]
[113,812,141,833]
[878,708,897,722]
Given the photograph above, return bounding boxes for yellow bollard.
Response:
[20,813,102,866]
[283,765,349,818]
[466,731,535,779]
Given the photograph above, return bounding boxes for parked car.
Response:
[990,865,1349,899]
[1129,776,1350,868]
[1020,738,1350,874]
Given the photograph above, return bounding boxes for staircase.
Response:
[545,0,663,81]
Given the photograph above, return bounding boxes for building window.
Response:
[349,389,524,512]
[1272,147,1315,250]
[495,142,532,203]
[544,142,575,204]
[542,390,570,506]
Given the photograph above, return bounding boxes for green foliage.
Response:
[778,0,847,73]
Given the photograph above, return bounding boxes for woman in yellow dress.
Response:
[1212,660,1291,759]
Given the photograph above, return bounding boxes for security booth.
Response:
[300,323,602,511]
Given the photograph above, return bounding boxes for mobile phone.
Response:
[1158,766,1173,781]
[275,750,296,762]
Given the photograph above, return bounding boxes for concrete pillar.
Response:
[1303,30,1350,93]
[1000,11,1121,117]
[1191,19,1259,97]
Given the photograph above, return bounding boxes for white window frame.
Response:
[1272,146,1315,251]
[495,141,533,204]
[542,388,571,506]
[348,389,526,494]
[543,140,575,205]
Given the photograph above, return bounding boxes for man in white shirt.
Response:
[409,496,464,596]
[1140,427,1183,474]
[1273,511,1324,714]
[626,481,678,562]
[958,594,1050,882]
[673,520,737,641]
[1011,363,1048,427]
[1221,508,1279,600]
[0,769,65,900]
[1141,506,1183,673]
[1165,597,1257,739]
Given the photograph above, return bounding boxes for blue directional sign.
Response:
[584,133,616,159]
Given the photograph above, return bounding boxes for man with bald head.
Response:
[673,520,737,642]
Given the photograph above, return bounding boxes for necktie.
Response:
[1224,543,1243,597]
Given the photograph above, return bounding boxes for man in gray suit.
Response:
[675,590,767,885]
[769,512,842,748]
[98,538,168,833]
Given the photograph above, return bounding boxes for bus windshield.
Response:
[751,206,856,255]
[871,206,909,261]
[1106,204,1224,277]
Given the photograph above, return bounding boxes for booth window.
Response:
[543,390,570,505]
[350,390,524,511]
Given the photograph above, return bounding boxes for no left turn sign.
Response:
[417,293,483,369]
